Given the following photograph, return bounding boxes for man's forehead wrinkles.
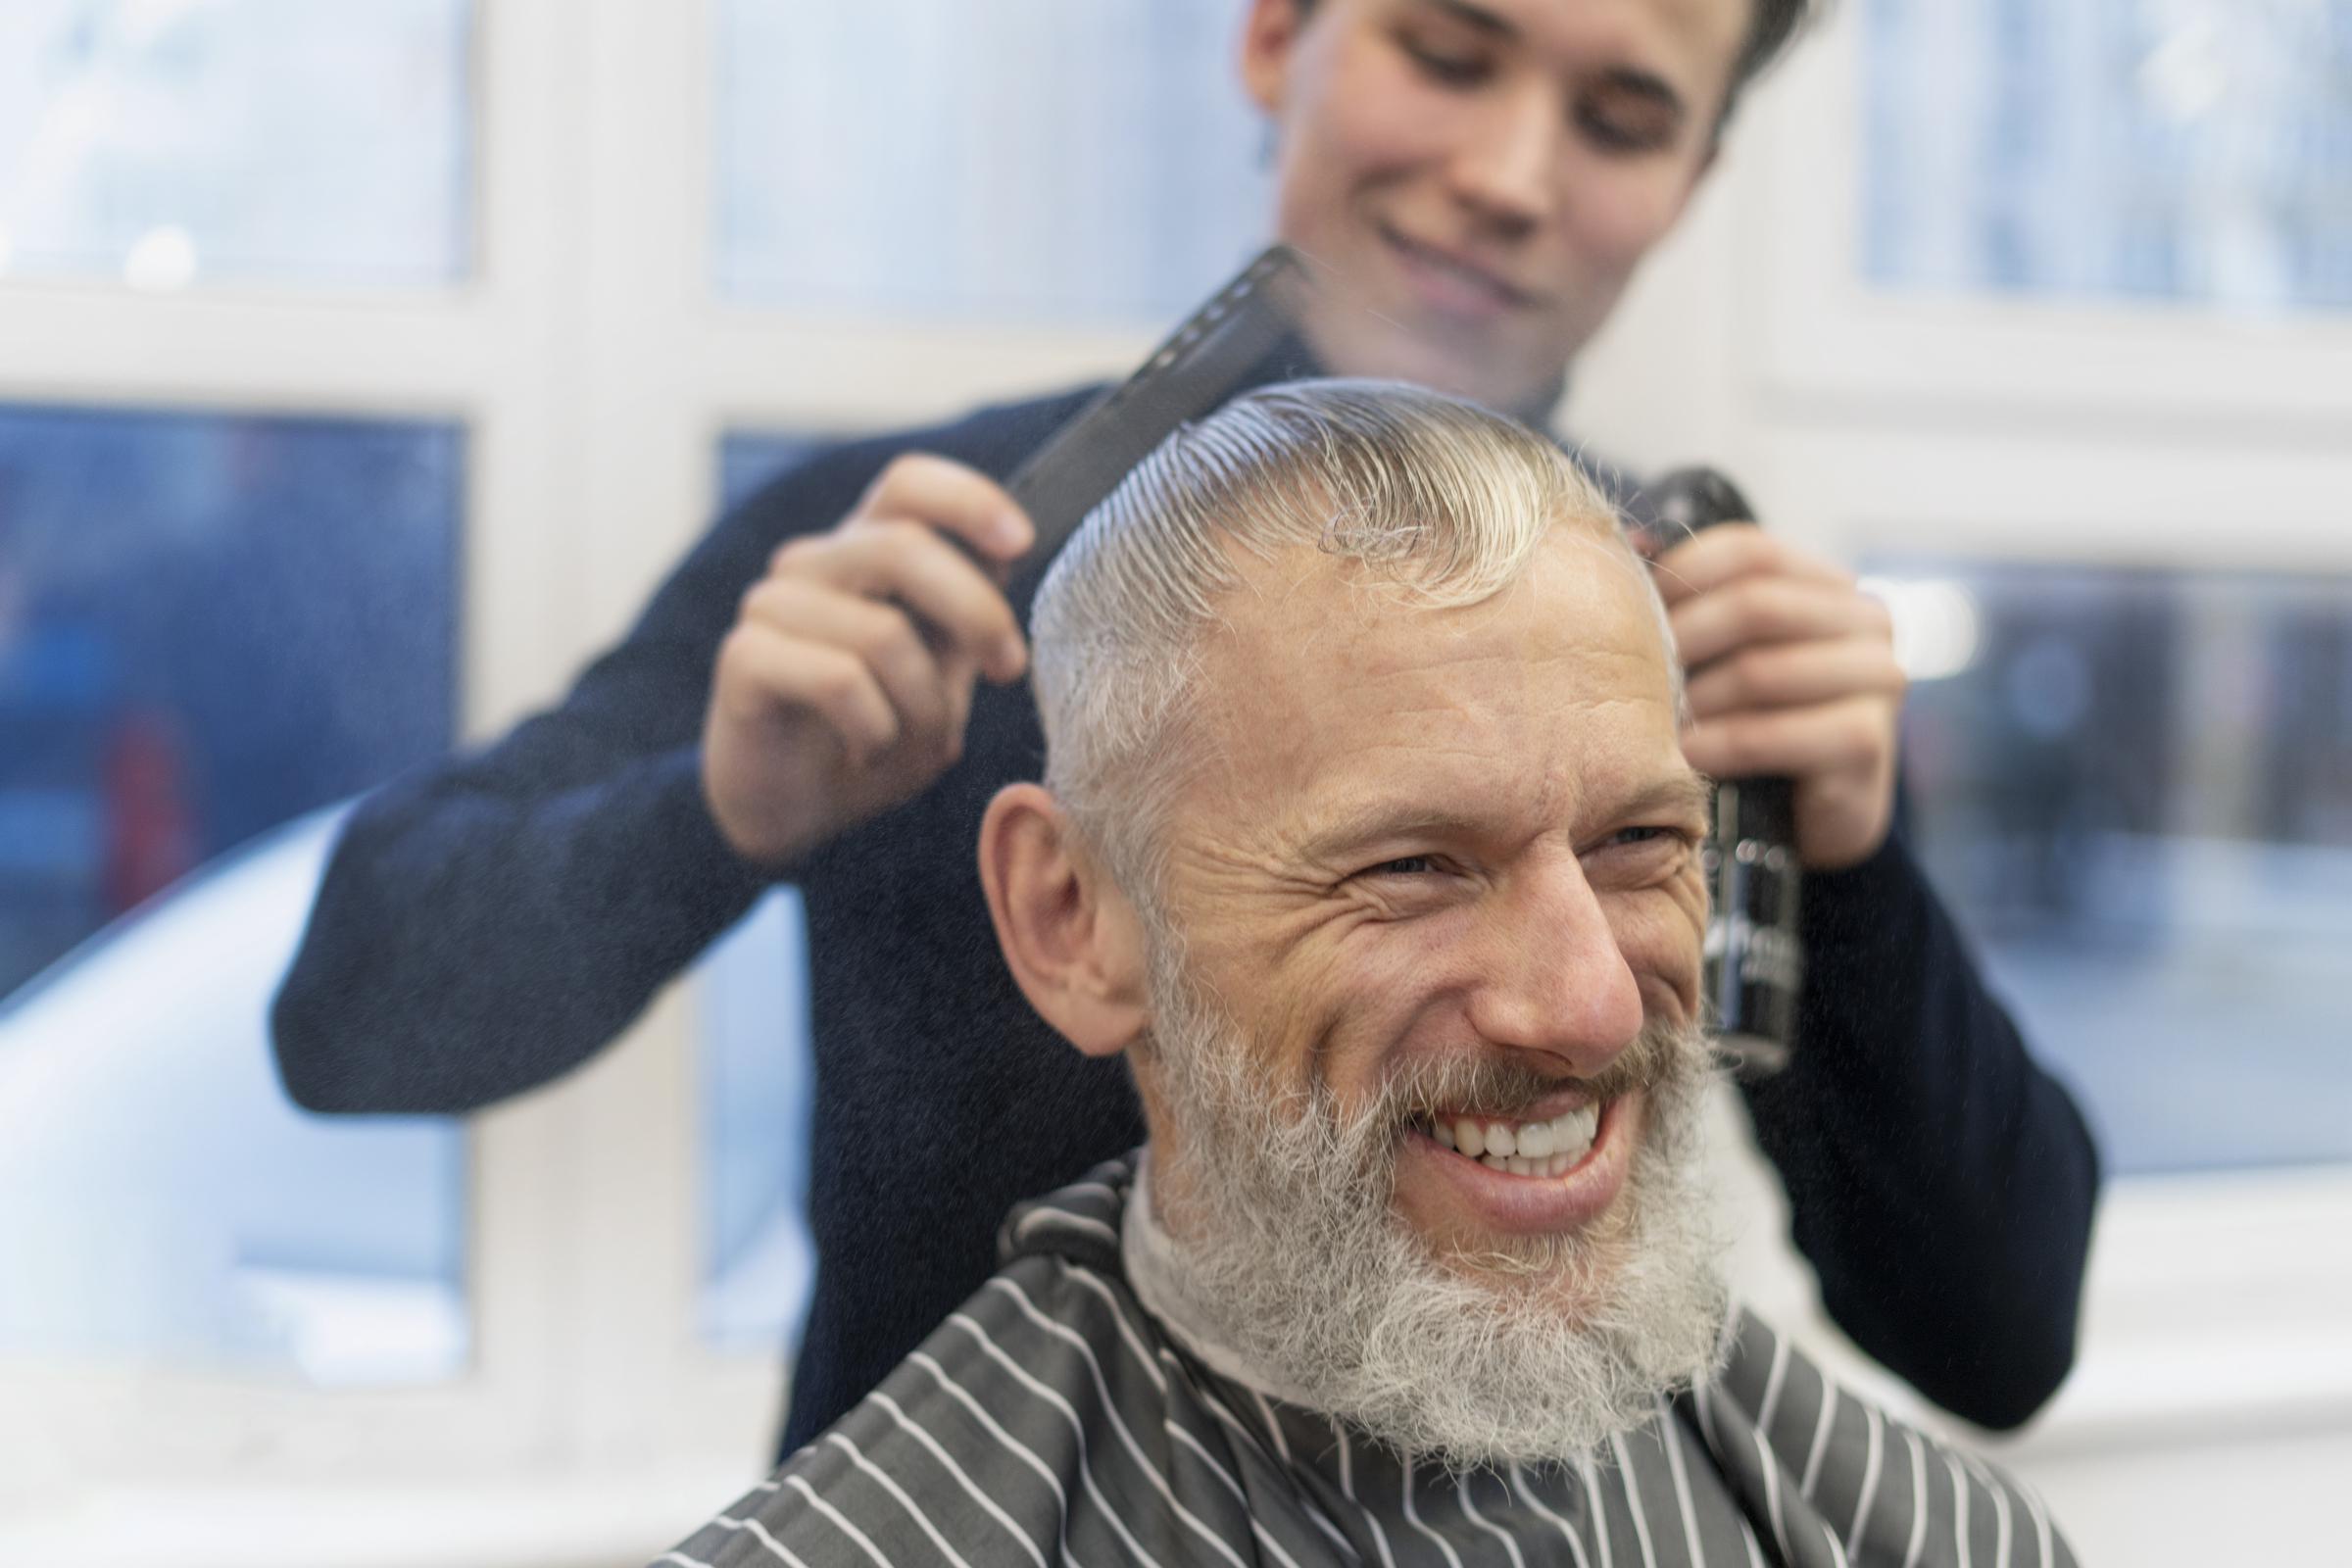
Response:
[1287,717,1700,833]
[1228,675,1677,800]
[1283,770,1562,854]
[1220,646,1539,742]
[1326,635,1607,705]
[1351,676,1670,734]
[1202,574,1382,687]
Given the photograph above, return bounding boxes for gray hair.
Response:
[1030,378,1678,896]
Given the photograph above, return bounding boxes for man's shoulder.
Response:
[657,1239,1210,1568]
[1698,1308,2078,1567]
[807,1151,1156,1472]
[836,1243,1159,1457]
[996,1152,1137,1272]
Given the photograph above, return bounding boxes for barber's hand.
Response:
[703,454,1033,866]
[1644,524,1905,871]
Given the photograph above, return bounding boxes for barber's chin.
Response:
[1300,309,1537,416]
[1397,1091,1644,1243]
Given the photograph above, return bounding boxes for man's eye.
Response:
[1605,825,1696,855]
[1576,99,1677,154]
[1401,36,1490,86]
[1366,855,1439,877]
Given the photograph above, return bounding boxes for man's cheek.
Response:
[1237,943,1375,1101]
[1673,858,1710,935]
[1576,172,1699,270]
[1611,890,1707,1017]
[1318,937,1469,1101]
[1336,40,1456,161]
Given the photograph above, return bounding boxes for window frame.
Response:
[0,0,1157,1516]
[0,0,578,1486]
[1749,5,2352,435]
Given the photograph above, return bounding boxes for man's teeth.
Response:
[1431,1104,1600,1176]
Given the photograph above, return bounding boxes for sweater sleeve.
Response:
[270,447,876,1114]
[1739,826,2101,1430]
[270,386,1097,1116]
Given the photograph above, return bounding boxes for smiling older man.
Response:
[655,382,2074,1568]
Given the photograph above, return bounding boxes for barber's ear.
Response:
[1239,0,1307,117]
[978,784,1150,1059]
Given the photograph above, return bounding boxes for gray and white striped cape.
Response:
[659,1156,2074,1568]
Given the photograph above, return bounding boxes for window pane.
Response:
[1867,561,2352,1175]
[696,435,823,1353]
[715,0,1267,320]
[0,0,472,290]
[0,405,466,1383]
[1861,0,2352,314]
[698,889,815,1354]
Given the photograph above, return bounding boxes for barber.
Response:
[275,0,2097,1452]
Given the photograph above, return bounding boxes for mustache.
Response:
[1361,1016,1708,1134]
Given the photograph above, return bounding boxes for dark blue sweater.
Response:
[272,382,2099,1452]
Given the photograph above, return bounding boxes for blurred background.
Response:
[0,1,2346,1563]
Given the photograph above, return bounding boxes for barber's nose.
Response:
[1447,85,1562,233]
[1464,852,1643,1073]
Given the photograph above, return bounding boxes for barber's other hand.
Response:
[703,453,1033,867]
[1645,524,1905,871]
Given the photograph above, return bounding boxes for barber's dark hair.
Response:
[1288,0,1822,129]
[1724,0,1817,124]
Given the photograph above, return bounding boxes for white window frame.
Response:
[0,1,1156,1558]
[0,0,592,1495]
[1750,4,2352,432]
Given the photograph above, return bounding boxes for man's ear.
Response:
[1238,0,1308,117]
[978,784,1150,1059]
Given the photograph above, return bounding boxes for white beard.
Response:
[1137,944,1730,1468]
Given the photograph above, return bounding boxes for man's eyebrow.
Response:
[1417,2,1693,129]
[1615,771,1715,826]
[1422,0,1517,40]
[1298,772,1714,864]
[1298,803,1496,865]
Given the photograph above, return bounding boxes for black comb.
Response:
[1004,246,1314,607]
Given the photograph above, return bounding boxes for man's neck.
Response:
[1121,1149,1324,1410]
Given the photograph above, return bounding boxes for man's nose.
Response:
[1446,83,1563,234]
[1463,851,1643,1073]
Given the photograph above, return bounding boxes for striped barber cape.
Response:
[658,1156,2074,1568]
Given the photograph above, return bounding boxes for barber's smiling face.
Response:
[1146,526,1711,1265]
[1241,0,1747,413]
